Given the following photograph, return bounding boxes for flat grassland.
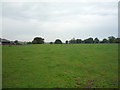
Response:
[2,44,118,88]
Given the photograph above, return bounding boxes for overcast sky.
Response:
[1,0,118,42]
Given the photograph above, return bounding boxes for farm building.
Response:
[0,38,24,45]
[0,38,11,45]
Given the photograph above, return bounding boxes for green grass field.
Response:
[2,44,118,88]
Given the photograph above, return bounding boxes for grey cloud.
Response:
[3,2,117,21]
[2,1,118,42]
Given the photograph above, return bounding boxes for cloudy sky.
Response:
[1,0,118,42]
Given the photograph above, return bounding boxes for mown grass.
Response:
[2,44,118,88]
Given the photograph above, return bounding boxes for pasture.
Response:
[2,44,118,88]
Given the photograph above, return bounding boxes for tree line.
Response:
[30,36,120,44]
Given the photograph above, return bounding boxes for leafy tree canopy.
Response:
[54,39,62,44]
[94,38,99,43]
[32,37,44,44]
[108,36,116,43]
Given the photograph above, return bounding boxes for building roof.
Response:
[0,38,10,42]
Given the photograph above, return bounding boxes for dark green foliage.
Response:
[32,37,44,44]
[27,42,32,44]
[76,39,82,43]
[108,36,116,43]
[50,42,53,44]
[65,40,68,44]
[14,40,18,44]
[115,38,120,43]
[101,38,108,43]
[30,36,119,44]
[84,37,94,43]
[54,39,62,44]
[65,36,120,44]
[69,38,76,44]
[94,38,99,43]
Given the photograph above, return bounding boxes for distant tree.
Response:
[101,38,108,43]
[50,42,53,44]
[54,39,62,44]
[32,37,44,44]
[84,39,88,43]
[14,40,18,44]
[89,38,94,43]
[115,38,120,43]
[27,42,32,44]
[108,36,116,43]
[69,38,76,44]
[76,39,82,43]
[65,40,68,44]
[94,38,99,43]
[82,40,85,43]
[84,37,94,43]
